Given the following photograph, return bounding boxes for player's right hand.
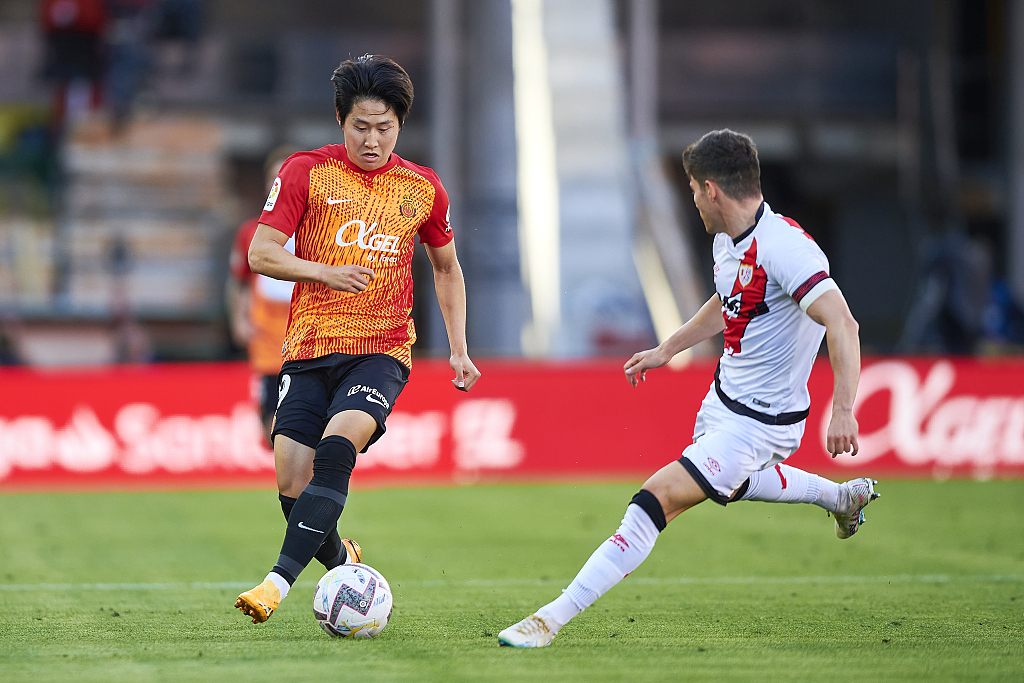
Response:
[623,347,669,387]
[826,408,859,458]
[322,264,375,293]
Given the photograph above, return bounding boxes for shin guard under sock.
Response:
[738,464,841,512]
[272,436,357,584]
[538,492,663,630]
[280,493,345,569]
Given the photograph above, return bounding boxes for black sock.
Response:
[279,493,296,520]
[272,436,357,584]
[280,493,345,569]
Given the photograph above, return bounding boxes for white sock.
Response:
[740,464,841,512]
[265,571,290,600]
[536,503,660,631]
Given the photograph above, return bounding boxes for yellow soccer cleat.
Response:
[235,579,282,624]
[341,538,362,564]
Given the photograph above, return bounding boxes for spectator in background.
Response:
[0,317,24,365]
[106,0,157,127]
[898,235,992,354]
[39,0,108,130]
[227,146,298,445]
[152,0,204,79]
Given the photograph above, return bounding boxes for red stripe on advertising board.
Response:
[1,357,1022,492]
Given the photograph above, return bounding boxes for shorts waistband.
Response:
[713,363,808,426]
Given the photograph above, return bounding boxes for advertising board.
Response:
[1,357,1021,491]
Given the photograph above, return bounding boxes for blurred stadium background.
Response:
[1,2,1022,680]
[0,0,1022,487]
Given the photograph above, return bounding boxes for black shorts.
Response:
[272,353,410,452]
[258,374,278,425]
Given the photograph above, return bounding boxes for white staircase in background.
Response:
[528,0,652,356]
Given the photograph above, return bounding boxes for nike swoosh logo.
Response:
[297,521,325,533]
[326,197,353,205]
[365,394,388,408]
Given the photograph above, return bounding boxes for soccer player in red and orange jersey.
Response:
[235,55,481,623]
[227,147,297,444]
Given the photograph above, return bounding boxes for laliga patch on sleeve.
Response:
[264,177,282,211]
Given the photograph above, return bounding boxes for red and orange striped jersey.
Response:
[229,217,293,376]
[258,145,452,368]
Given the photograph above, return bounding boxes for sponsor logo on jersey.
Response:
[346,384,391,410]
[722,292,742,316]
[722,240,769,356]
[335,220,401,253]
[326,197,353,205]
[264,177,282,211]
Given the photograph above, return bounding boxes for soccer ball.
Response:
[313,563,393,638]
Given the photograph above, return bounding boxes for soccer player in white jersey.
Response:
[498,129,879,648]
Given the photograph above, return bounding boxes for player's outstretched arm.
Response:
[624,294,726,386]
[425,240,481,392]
[806,289,861,457]
[248,223,375,293]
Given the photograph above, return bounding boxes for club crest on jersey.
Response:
[399,195,418,219]
[738,263,754,288]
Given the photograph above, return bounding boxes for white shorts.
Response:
[679,387,805,505]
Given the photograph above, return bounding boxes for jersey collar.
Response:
[731,201,765,245]
[339,145,400,178]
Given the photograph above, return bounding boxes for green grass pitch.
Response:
[1,480,1022,682]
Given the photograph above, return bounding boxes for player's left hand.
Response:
[450,353,481,392]
[826,408,859,458]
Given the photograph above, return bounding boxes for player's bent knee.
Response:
[273,434,316,498]
[630,489,667,531]
[641,460,708,522]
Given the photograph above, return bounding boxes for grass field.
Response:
[1,480,1022,682]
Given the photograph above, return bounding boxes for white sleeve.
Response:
[796,277,839,312]
[764,227,837,312]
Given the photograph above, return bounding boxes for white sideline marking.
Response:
[0,574,1020,592]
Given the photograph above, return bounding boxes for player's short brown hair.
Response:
[331,54,415,127]
[682,129,761,200]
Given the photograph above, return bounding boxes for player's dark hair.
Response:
[331,54,414,128]
[682,129,761,200]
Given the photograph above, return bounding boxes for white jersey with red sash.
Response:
[712,202,839,421]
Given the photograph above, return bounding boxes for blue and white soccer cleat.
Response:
[833,478,880,539]
[498,614,557,648]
